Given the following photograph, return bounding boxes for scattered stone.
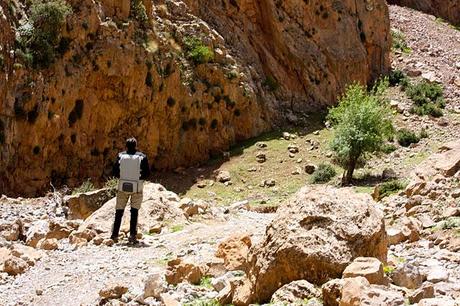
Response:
[3,257,29,276]
[99,282,128,300]
[256,142,267,148]
[0,219,24,241]
[271,280,321,304]
[343,257,386,285]
[179,198,199,217]
[288,144,299,154]
[291,168,301,175]
[282,132,291,140]
[305,164,317,174]
[216,171,231,183]
[255,152,266,163]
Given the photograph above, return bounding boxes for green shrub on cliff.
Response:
[17,0,72,68]
[183,37,214,64]
[328,81,394,185]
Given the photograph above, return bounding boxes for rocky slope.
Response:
[0,0,390,196]
[388,0,460,25]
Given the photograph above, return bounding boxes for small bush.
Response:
[377,180,407,200]
[391,29,411,53]
[406,81,445,117]
[419,128,429,139]
[131,0,149,27]
[199,276,213,289]
[0,54,4,69]
[311,163,336,184]
[183,299,220,306]
[72,179,95,195]
[397,129,420,147]
[440,217,460,230]
[263,75,279,91]
[381,143,397,154]
[183,37,214,64]
[388,70,408,87]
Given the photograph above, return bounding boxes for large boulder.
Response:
[270,280,321,304]
[342,257,386,285]
[64,188,117,220]
[215,234,252,271]
[79,184,186,234]
[233,186,387,304]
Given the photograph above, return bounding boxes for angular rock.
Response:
[0,219,24,241]
[233,186,387,304]
[179,198,199,218]
[342,257,386,285]
[143,272,166,299]
[99,282,128,300]
[391,263,424,289]
[64,188,116,220]
[418,297,457,306]
[79,184,186,234]
[305,164,317,174]
[37,238,59,251]
[322,279,345,306]
[25,220,49,247]
[216,170,231,183]
[340,277,405,306]
[408,282,435,304]
[165,258,208,285]
[215,234,252,271]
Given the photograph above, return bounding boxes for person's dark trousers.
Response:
[111,209,124,241]
[129,208,139,243]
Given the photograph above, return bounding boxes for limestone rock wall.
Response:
[0,0,390,196]
[388,0,460,25]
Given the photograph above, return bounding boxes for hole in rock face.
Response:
[33,146,40,155]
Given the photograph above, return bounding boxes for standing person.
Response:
[111,137,150,244]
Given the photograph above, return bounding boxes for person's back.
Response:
[111,137,150,244]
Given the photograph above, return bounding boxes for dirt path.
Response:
[0,211,273,306]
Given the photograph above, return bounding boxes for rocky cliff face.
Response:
[388,0,460,25]
[0,0,390,196]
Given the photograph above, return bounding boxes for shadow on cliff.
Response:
[153,113,327,196]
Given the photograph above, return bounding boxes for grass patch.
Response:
[170,224,184,233]
[376,180,407,200]
[383,265,395,276]
[199,276,213,289]
[72,179,95,195]
[310,163,336,184]
[391,29,411,54]
[183,37,214,64]
[104,177,118,189]
[440,217,460,230]
[183,299,220,306]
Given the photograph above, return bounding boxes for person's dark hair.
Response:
[126,137,137,152]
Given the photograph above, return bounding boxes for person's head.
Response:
[126,137,137,152]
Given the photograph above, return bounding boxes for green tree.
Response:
[328,81,394,185]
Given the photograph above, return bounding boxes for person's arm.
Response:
[112,154,121,178]
[140,155,150,180]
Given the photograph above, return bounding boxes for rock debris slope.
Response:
[0,0,390,196]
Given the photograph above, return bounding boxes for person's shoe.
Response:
[128,236,138,245]
[110,236,119,243]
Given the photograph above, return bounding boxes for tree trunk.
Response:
[342,157,357,185]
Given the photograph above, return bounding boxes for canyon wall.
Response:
[0,0,390,196]
[388,0,460,25]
